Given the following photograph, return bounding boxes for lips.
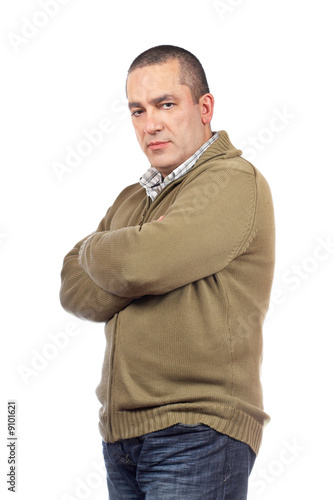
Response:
[148,141,170,151]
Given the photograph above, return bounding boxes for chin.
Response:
[150,155,173,167]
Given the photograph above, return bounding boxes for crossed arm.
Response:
[60,235,136,322]
[68,168,256,313]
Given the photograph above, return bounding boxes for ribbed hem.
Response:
[100,404,267,455]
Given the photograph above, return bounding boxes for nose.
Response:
[144,110,164,135]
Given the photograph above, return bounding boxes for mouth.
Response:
[148,141,170,151]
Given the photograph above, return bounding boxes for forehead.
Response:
[127,59,189,101]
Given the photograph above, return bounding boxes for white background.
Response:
[1,0,332,498]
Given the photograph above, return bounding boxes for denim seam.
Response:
[103,442,143,497]
[223,437,232,485]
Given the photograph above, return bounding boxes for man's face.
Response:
[127,59,213,177]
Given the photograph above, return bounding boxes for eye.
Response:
[131,110,143,117]
[162,103,174,109]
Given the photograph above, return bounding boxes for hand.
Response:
[157,216,165,221]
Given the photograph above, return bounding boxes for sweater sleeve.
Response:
[59,206,134,322]
[78,166,257,298]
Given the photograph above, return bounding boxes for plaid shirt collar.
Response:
[139,132,219,201]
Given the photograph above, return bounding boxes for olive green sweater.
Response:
[60,131,275,454]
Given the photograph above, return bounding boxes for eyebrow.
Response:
[128,94,178,110]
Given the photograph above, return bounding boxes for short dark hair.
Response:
[127,45,210,104]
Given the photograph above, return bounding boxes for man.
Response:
[60,45,275,499]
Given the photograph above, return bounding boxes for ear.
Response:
[199,93,214,125]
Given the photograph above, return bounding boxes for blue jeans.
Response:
[102,424,256,499]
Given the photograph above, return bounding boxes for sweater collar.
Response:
[139,130,242,200]
[194,130,242,166]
